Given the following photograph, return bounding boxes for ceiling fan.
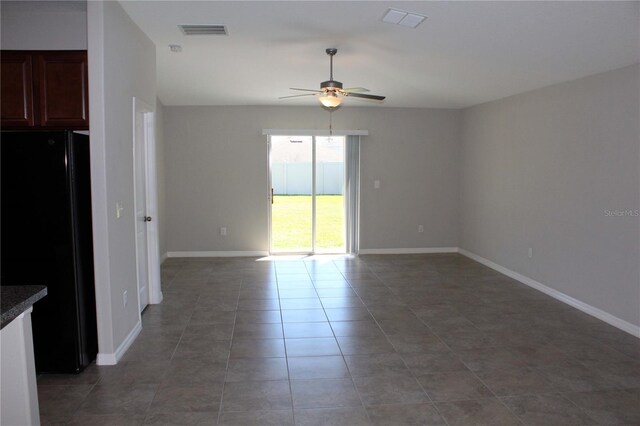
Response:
[279,48,386,109]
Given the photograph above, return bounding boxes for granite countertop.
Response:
[1,285,47,330]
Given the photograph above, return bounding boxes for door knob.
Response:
[144,216,152,222]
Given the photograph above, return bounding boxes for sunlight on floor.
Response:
[256,254,357,262]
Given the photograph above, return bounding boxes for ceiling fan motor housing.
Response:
[321,80,343,90]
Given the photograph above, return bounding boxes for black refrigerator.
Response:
[1,130,98,374]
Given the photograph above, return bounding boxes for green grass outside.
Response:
[272,195,345,252]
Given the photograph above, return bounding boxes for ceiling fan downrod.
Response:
[322,48,343,91]
[327,48,337,81]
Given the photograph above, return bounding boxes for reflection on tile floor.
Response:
[38,254,640,425]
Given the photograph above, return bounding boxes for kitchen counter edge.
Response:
[1,286,47,330]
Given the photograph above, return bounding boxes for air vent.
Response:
[381,9,426,29]
[178,25,228,36]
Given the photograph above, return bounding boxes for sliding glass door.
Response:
[269,135,346,254]
[270,136,314,252]
[314,136,346,252]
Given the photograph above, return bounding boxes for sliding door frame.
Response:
[265,129,366,255]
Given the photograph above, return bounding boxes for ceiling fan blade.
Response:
[278,93,317,99]
[290,88,323,93]
[343,87,370,93]
[347,92,386,101]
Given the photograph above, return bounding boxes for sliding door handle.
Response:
[271,188,274,204]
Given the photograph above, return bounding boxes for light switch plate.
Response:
[116,202,124,219]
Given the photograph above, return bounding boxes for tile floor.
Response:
[38,254,640,425]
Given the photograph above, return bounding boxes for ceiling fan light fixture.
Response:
[318,92,342,108]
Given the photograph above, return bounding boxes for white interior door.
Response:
[134,105,150,312]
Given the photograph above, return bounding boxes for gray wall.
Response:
[88,1,158,355]
[459,64,640,327]
[1,1,87,50]
[163,106,461,252]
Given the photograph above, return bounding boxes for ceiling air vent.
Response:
[178,25,228,36]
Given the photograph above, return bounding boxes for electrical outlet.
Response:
[528,247,533,259]
[220,227,227,236]
[123,290,128,307]
[418,225,424,233]
[374,180,381,189]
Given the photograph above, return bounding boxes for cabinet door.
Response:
[1,52,35,127]
[36,52,89,129]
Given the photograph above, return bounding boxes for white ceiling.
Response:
[119,1,640,109]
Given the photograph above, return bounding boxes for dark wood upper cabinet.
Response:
[1,52,35,127]
[36,52,89,128]
[1,50,89,130]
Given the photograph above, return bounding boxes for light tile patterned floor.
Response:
[38,254,640,425]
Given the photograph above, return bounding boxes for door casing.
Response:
[132,97,163,314]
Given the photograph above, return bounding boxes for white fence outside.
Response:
[272,162,344,195]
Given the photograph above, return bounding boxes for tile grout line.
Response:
[215,269,243,425]
[327,258,375,424]
[278,260,300,425]
[142,262,197,425]
[357,262,452,426]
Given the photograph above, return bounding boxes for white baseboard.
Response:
[169,248,457,257]
[458,248,640,338]
[166,250,269,258]
[150,290,163,305]
[160,252,168,264]
[96,320,142,365]
[359,247,458,255]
